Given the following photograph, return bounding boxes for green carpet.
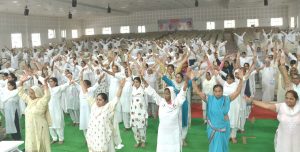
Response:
[16,115,278,152]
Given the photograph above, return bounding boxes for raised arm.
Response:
[242,32,246,37]
[102,66,116,77]
[40,76,51,105]
[246,97,276,112]
[229,71,244,101]
[278,56,292,90]
[79,69,88,93]
[174,76,189,106]
[109,79,126,112]
[190,71,207,102]
[18,74,31,103]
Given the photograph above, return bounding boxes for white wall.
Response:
[83,5,288,34]
[0,13,82,49]
[288,1,299,29]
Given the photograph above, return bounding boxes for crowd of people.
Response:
[0,28,299,152]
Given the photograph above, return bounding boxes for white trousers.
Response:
[230,128,238,138]
[116,111,123,123]
[68,109,80,123]
[132,126,147,143]
[122,112,130,129]
[113,114,122,146]
[49,128,64,141]
[182,127,188,140]
[148,103,158,118]
[83,129,87,137]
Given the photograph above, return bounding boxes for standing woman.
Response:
[191,71,243,152]
[161,72,192,146]
[143,74,189,152]
[201,71,217,124]
[215,72,241,143]
[102,64,125,149]
[86,79,125,152]
[245,90,300,152]
[63,70,80,126]
[47,77,70,144]
[18,75,51,152]
[130,77,148,148]
[0,80,21,140]
[79,68,99,138]
[120,67,133,131]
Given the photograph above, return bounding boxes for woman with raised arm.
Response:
[47,76,72,144]
[86,79,125,152]
[18,74,51,152]
[79,68,99,138]
[161,72,192,146]
[245,90,300,152]
[143,73,189,152]
[0,80,21,140]
[102,63,125,149]
[191,71,243,152]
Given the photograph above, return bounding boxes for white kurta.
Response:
[108,72,125,102]
[86,97,119,152]
[79,83,99,130]
[261,67,276,101]
[130,87,148,128]
[0,89,19,134]
[108,72,125,121]
[202,77,217,111]
[275,102,300,152]
[223,81,240,129]
[63,82,80,112]
[10,54,19,69]
[144,73,158,104]
[120,77,132,113]
[277,74,286,103]
[48,83,69,129]
[145,86,186,152]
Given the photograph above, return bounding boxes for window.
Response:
[11,33,22,48]
[48,29,56,39]
[31,33,41,47]
[72,29,78,38]
[102,27,112,35]
[61,30,66,38]
[85,28,95,35]
[138,25,146,33]
[206,21,215,30]
[247,19,259,27]
[224,20,235,28]
[270,18,283,26]
[120,26,130,34]
[290,17,295,28]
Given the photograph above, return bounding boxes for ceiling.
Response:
[0,0,295,19]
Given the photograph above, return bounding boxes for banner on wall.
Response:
[158,18,193,31]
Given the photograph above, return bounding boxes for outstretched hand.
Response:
[20,74,31,83]
[235,69,244,80]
